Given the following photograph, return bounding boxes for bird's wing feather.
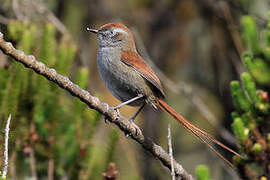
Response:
[121,51,165,98]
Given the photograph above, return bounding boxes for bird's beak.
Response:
[87,27,98,34]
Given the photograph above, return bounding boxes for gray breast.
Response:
[97,47,148,106]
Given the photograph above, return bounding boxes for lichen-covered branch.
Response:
[0,32,193,180]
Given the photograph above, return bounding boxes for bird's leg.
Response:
[112,94,143,118]
[112,95,145,136]
[125,104,145,136]
[129,103,145,123]
[105,95,144,124]
[114,94,144,110]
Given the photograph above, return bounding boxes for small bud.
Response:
[259,104,265,110]
[244,128,249,137]
[252,143,262,155]
[257,90,269,102]
[232,118,249,143]
[260,176,267,180]
[102,163,118,180]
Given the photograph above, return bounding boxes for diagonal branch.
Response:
[0,32,193,180]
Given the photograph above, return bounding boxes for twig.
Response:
[0,15,9,25]
[12,0,26,21]
[29,148,37,180]
[9,150,17,179]
[48,158,54,180]
[168,124,175,180]
[0,32,193,180]
[2,114,11,179]
[32,0,71,39]
[219,1,244,58]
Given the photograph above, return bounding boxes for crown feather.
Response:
[99,23,131,33]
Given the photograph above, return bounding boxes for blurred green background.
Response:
[0,0,270,179]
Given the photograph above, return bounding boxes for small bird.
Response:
[87,23,240,167]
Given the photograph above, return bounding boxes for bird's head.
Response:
[87,23,136,51]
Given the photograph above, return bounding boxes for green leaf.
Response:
[231,81,251,111]
[75,67,89,89]
[241,16,260,54]
[40,23,56,65]
[232,117,249,143]
[241,113,251,126]
[242,72,257,103]
[251,58,270,84]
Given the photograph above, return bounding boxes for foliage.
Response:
[0,171,3,180]
[195,165,212,180]
[0,20,119,179]
[231,15,270,179]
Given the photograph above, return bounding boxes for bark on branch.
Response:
[0,32,193,180]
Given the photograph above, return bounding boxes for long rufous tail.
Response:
[157,98,240,168]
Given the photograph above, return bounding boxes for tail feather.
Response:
[157,98,240,167]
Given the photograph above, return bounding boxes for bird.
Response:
[87,23,240,167]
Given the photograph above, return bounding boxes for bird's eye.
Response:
[110,30,116,36]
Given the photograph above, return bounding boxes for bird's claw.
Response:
[124,131,129,137]
[104,106,122,124]
[112,106,121,120]
[104,116,109,124]
[111,106,142,136]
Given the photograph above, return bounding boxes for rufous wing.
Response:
[121,51,165,99]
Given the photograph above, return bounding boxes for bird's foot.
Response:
[108,106,142,137]
[104,106,122,123]
[104,116,109,124]
[112,106,121,119]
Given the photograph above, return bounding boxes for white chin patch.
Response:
[114,28,128,35]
